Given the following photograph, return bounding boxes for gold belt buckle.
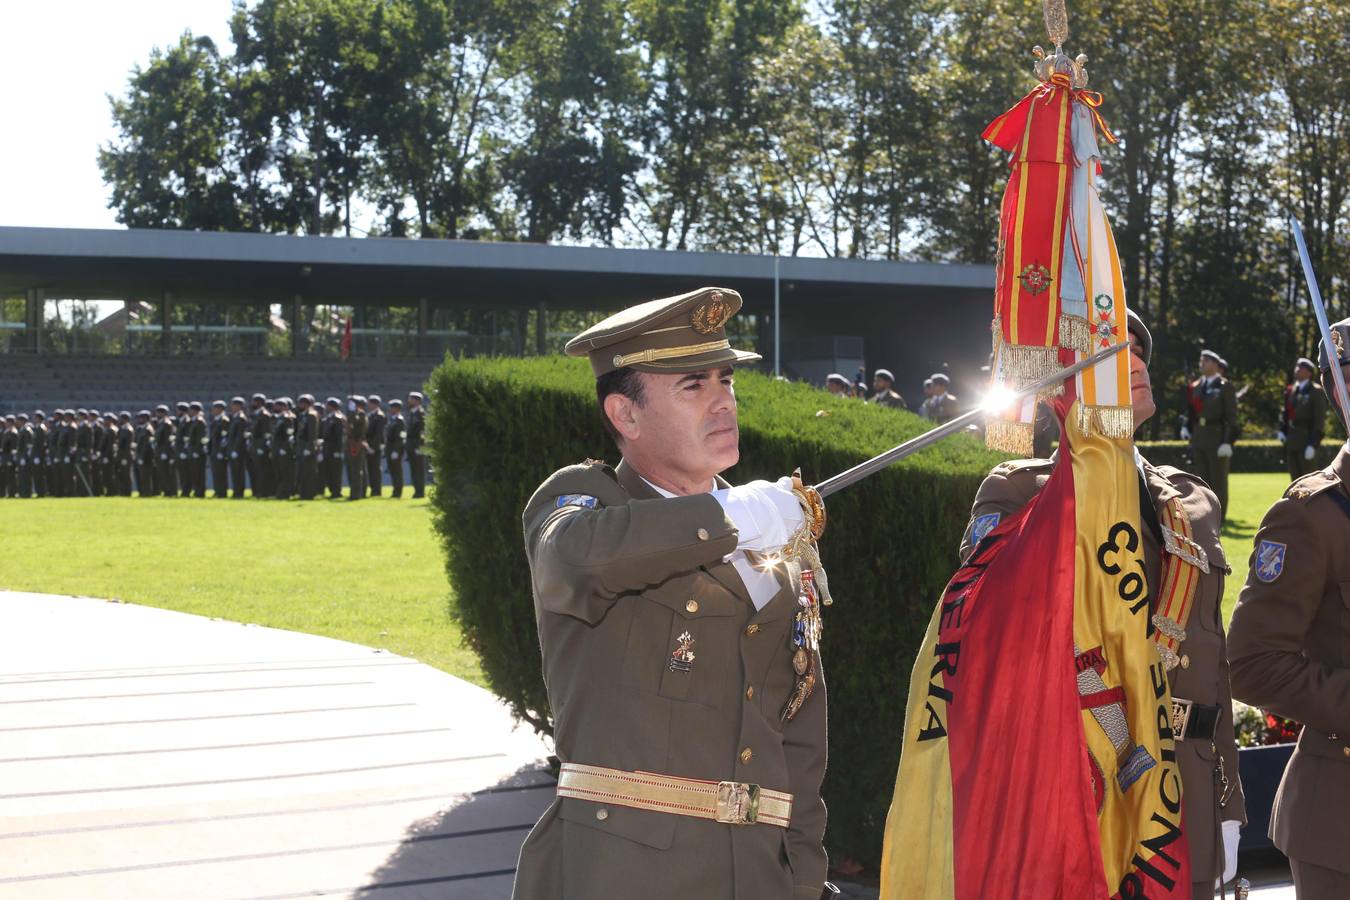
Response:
[1171,697,1193,741]
[715,781,760,825]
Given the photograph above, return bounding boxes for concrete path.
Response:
[0,591,553,899]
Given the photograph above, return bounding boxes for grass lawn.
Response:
[1220,472,1292,624]
[0,491,484,686]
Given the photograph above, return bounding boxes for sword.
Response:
[816,342,1128,498]
[1290,215,1350,429]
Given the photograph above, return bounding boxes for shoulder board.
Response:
[1152,465,1211,492]
[990,457,1054,478]
[1284,468,1339,502]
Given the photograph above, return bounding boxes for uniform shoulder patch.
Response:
[556,494,600,510]
[970,512,1001,546]
[1254,540,1286,583]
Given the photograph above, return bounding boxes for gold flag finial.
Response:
[1033,0,1089,88]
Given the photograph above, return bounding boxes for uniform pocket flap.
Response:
[557,797,677,849]
[647,573,743,619]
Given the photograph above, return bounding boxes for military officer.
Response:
[1279,358,1328,481]
[926,373,959,423]
[406,391,426,498]
[1227,316,1350,898]
[209,400,230,497]
[272,398,296,499]
[134,410,156,497]
[824,373,850,397]
[385,399,406,498]
[918,378,935,419]
[321,397,347,498]
[295,394,321,500]
[55,410,76,496]
[365,395,386,497]
[250,393,275,498]
[346,395,369,500]
[171,402,191,497]
[1182,349,1238,520]
[153,404,178,496]
[959,311,1245,898]
[184,401,207,498]
[226,397,249,498]
[869,369,907,409]
[30,411,48,497]
[74,408,95,496]
[514,287,833,900]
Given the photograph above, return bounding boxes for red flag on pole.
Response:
[340,316,353,360]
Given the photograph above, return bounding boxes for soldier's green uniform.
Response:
[98,415,117,496]
[209,402,230,498]
[173,403,192,497]
[30,413,48,497]
[55,412,76,496]
[514,288,832,900]
[295,395,320,500]
[345,396,368,500]
[271,399,296,499]
[250,395,275,499]
[153,406,178,496]
[1184,350,1239,519]
[226,399,249,498]
[186,403,209,498]
[365,397,386,497]
[406,393,426,498]
[74,411,95,497]
[134,411,156,497]
[321,399,346,498]
[1280,359,1328,481]
[1227,318,1350,897]
[14,416,32,497]
[385,401,406,498]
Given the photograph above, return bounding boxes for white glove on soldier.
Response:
[1277,430,1287,444]
[1217,443,1233,458]
[1305,445,1316,461]
[1221,819,1241,884]
[1180,426,1191,441]
[712,477,804,553]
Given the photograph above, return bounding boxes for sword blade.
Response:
[1290,215,1350,431]
[815,342,1127,499]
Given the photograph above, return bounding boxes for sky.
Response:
[3,0,238,230]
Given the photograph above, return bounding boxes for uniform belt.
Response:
[1171,697,1221,742]
[556,763,793,828]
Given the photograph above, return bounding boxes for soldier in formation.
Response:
[1279,357,1328,481]
[1182,348,1239,520]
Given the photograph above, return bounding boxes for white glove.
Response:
[303,449,311,457]
[1305,445,1316,461]
[230,451,238,459]
[712,477,805,552]
[1221,819,1240,884]
[1277,430,1287,443]
[1180,426,1191,441]
[390,452,399,460]
[1217,443,1233,458]
[279,449,287,456]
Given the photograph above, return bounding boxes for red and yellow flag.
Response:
[879,403,1190,899]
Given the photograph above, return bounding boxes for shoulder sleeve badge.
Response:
[1254,540,1286,583]
[556,494,600,510]
[970,512,1001,546]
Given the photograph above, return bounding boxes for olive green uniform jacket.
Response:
[515,459,829,900]
[1227,444,1350,878]
[960,456,1245,889]
[1280,381,1328,480]
[870,389,906,410]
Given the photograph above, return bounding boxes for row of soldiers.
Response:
[0,391,427,500]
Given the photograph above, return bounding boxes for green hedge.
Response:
[1135,440,1341,473]
[426,355,1008,868]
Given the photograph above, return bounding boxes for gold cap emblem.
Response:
[691,291,731,335]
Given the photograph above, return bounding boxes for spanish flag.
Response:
[879,405,1189,898]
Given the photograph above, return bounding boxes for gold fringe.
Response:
[1076,404,1135,440]
[985,418,1034,456]
[1059,314,1092,354]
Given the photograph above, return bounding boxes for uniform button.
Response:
[696,528,710,541]
[745,686,754,701]
[686,599,699,614]
[1180,655,1190,670]
[596,808,609,821]
[745,624,760,636]
[740,747,753,764]
[1343,747,1350,759]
